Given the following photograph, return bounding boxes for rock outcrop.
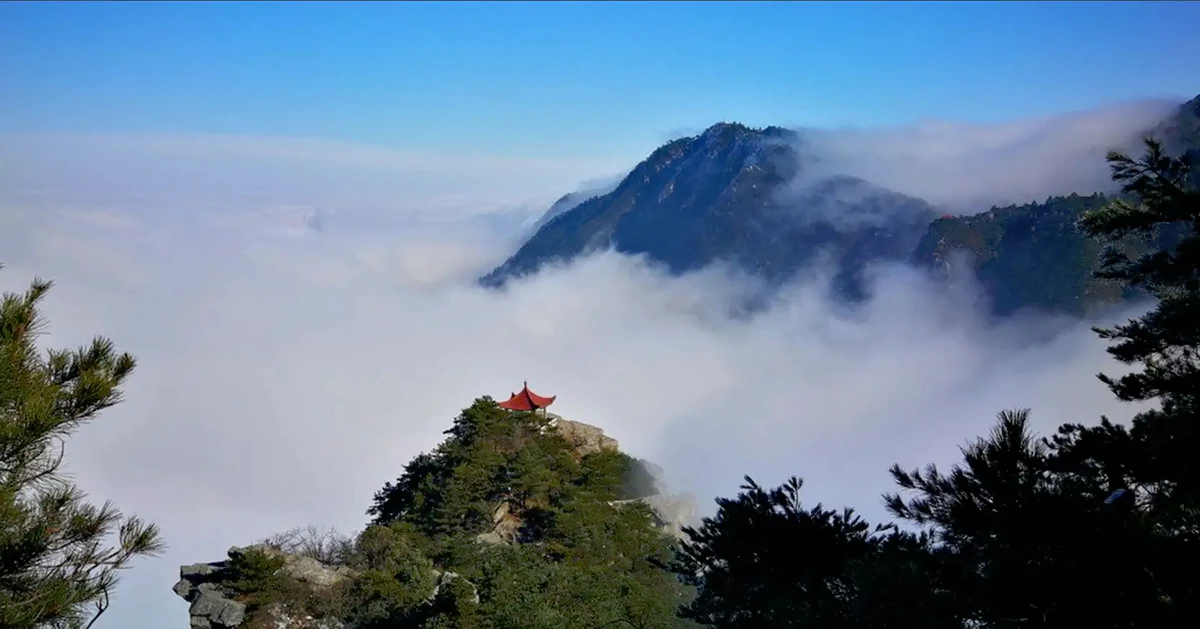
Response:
[547,413,620,457]
[175,411,692,626]
[173,545,354,629]
[174,561,247,629]
[474,501,523,545]
[611,494,699,539]
[459,414,694,542]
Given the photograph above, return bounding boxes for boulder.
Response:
[173,546,355,629]
[550,416,619,457]
[228,544,355,588]
[474,501,522,545]
[610,493,699,539]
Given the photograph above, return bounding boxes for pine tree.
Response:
[1079,138,1200,409]
[672,475,962,629]
[0,270,163,629]
[1073,138,1200,530]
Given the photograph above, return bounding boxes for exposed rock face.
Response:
[611,494,699,539]
[174,561,245,629]
[431,569,480,604]
[175,545,479,628]
[173,545,354,629]
[474,501,522,545]
[549,414,619,457]
[255,604,349,629]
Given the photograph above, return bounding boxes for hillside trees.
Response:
[0,271,163,629]
[672,138,1200,628]
[673,476,962,628]
[329,399,698,629]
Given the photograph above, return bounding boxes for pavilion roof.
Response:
[497,381,556,411]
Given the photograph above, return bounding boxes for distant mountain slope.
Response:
[911,94,1199,316]
[1157,93,1200,155]
[526,177,624,235]
[481,123,937,298]
[1157,93,1200,187]
[484,93,1199,317]
[910,194,1137,316]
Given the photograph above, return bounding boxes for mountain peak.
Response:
[481,118,932,293]
[694,121,797,144]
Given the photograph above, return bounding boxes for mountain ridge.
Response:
[482,93,1200,316]
[481,122,938,301]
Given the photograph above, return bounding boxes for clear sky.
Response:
[4,1,1199,165]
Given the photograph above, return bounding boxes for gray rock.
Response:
[550,416,619,457]
[610,493,699,539]
[175,546,359,628]
[181,563,221,579]
[189,590,246,628]
[474,501,521,545]
[173,578,194,600]
[260,602,352,629]
[430,570,480,605]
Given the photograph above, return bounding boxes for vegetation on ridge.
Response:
[210,402,696,629]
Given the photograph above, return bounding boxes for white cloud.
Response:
[0,128,1153,629]
[786,98,1180,212]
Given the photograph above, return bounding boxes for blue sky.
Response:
[4,1,1199,165]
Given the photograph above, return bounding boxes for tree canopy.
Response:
[0,271,163,629]
[669,138,1200,628]
[217,400,698,629]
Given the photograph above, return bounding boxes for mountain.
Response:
[480,123,938,299]
[526,176,623,235]
[1157,93,1200,156]
[172,399,699,629]
[484,94,1200,316]
[911,95,1200,316]
[911,194,1140,316]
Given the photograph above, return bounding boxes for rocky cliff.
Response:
[174,403,699,629]
[174,545,354,629]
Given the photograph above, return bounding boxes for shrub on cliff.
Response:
[341,522,438,627]
[351,398,698,629]
[0,270,163,629]
[261,525,354,565]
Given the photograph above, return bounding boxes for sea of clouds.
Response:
[0,99,1171,628]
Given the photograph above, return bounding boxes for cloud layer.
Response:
[0,114,1159,628]
[785,98,1179,211]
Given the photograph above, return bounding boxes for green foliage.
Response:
[342,523,438,627]
[368,399,583,543]
[913,193,1163,316]
[672,139,1200,628]
[674,476,961,629]
[0,270,163,629]
[887,410,1181,627]
[224,548,290,609]
[315,400,693,628]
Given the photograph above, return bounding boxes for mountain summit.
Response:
[480,122,937,298]
[483,94,1200,317]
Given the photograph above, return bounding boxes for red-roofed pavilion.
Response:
[498,381,556,414]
